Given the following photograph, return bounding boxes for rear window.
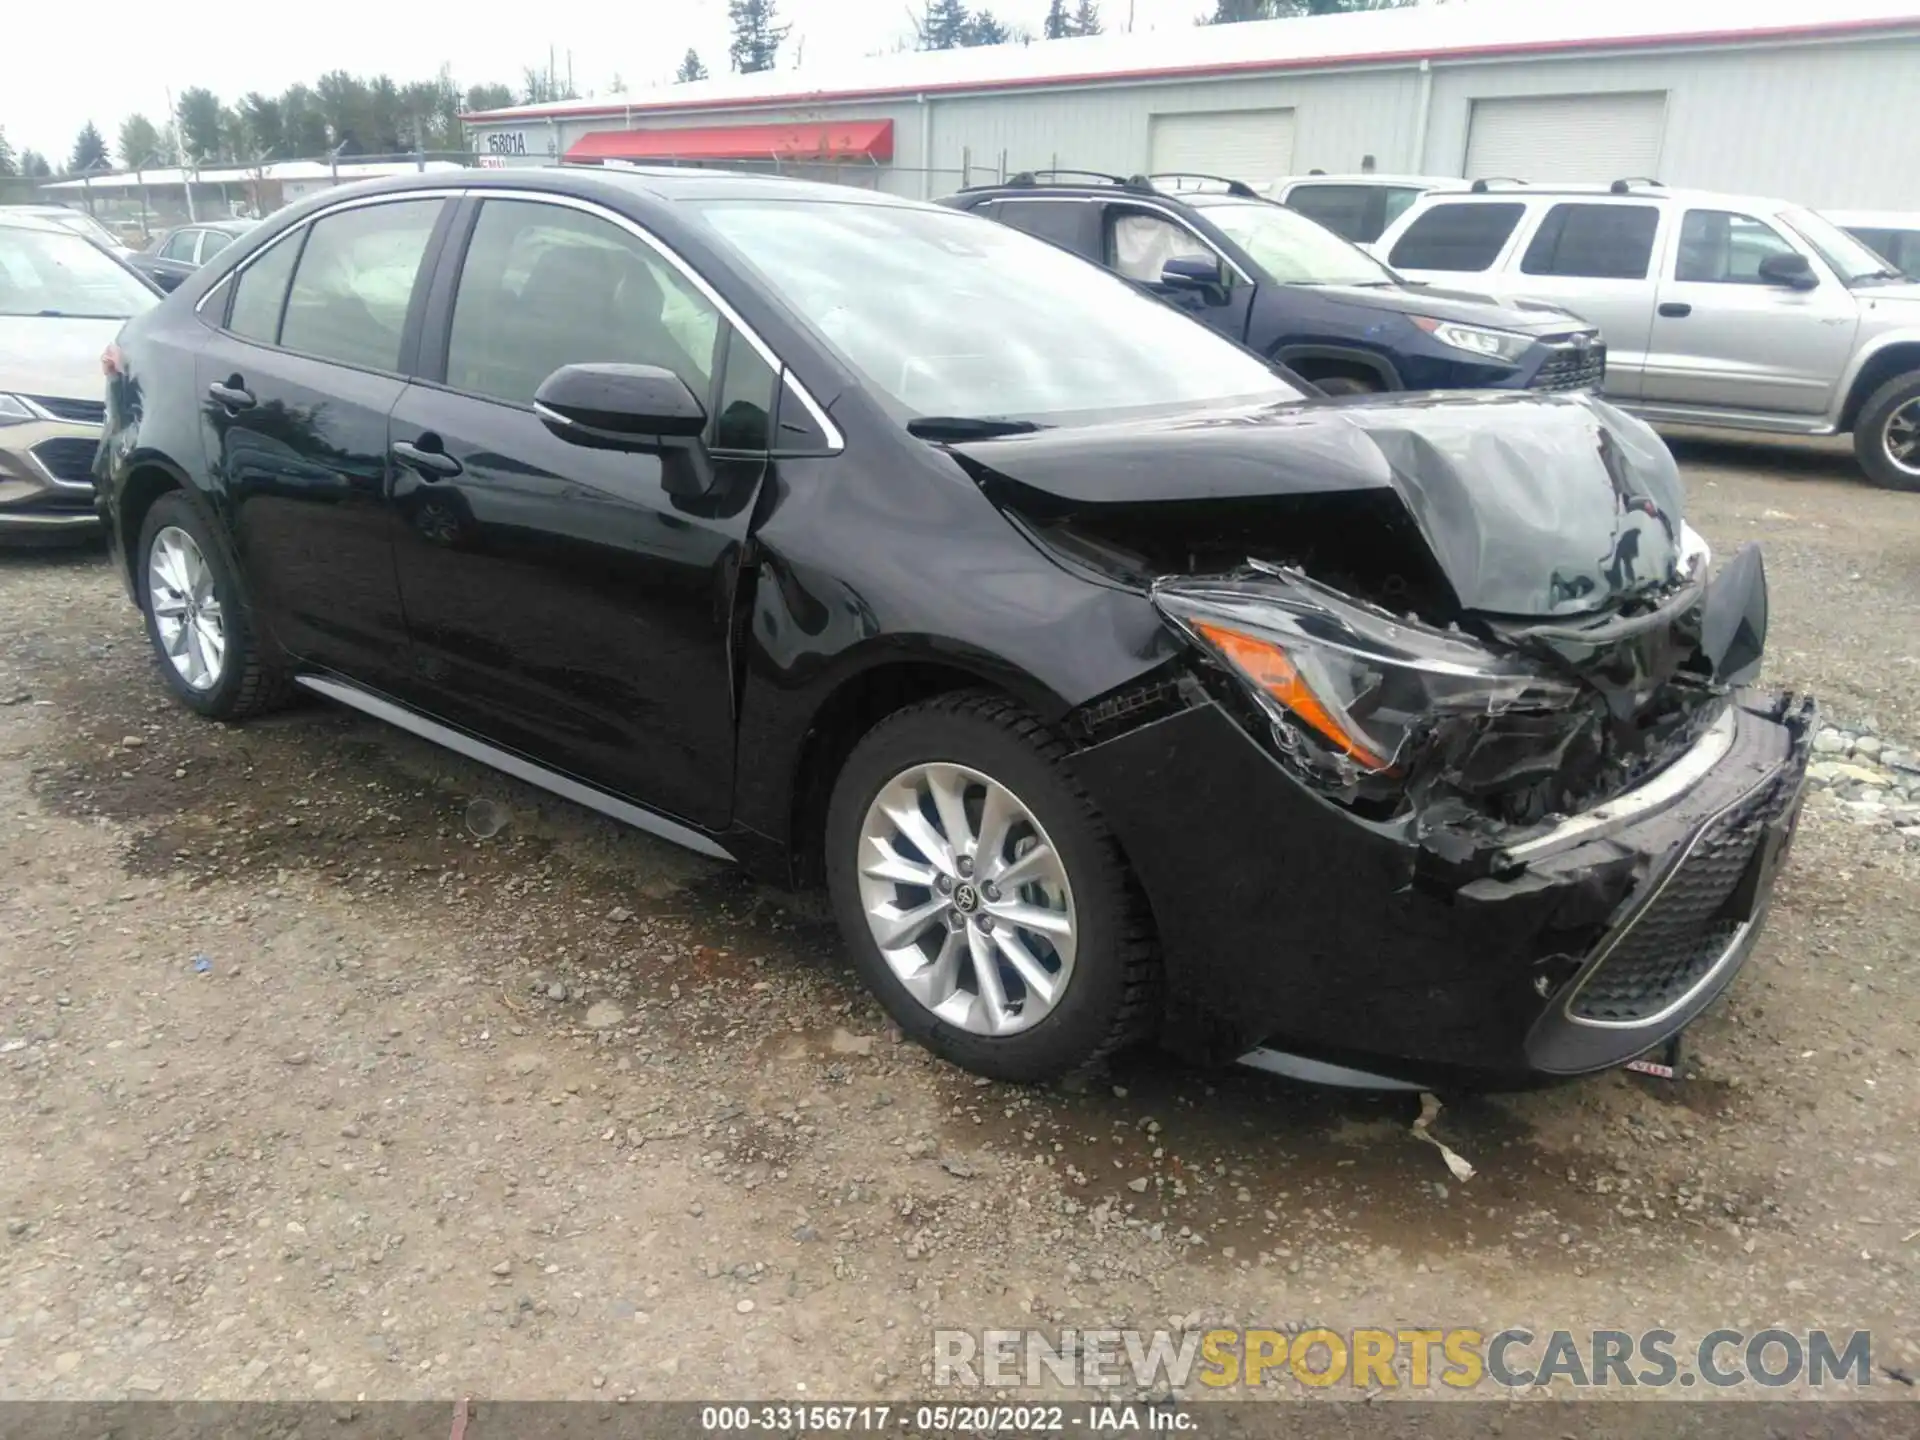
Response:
[985,199,1091,256]
[1387,202,1525,272]
[1520,203,1660,280]
[1283,185,1372,242]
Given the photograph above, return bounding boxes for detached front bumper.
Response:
[1067,686,1814,1086]
[0,417,104,539]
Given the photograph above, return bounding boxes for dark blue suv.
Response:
[942,172,1604,396]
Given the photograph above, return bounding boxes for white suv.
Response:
[1374,181,1920,490]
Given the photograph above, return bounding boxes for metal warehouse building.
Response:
[461,0,1920,210]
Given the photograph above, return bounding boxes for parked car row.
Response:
[54,165,1814,1094]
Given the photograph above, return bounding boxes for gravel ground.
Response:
[1,441,1917,1407]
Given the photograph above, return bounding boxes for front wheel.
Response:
[824,693,1159,1082]
[1853,371,1920,492]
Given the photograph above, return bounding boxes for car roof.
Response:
[0,210,73,234]
[1276,174,1459,189]
[1822,210,1920,228]
[286,163,937,213]
[1402,183,1806,215]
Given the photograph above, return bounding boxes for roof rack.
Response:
[1468,176,1530,193]
[1004,168,1151,190]
[1609,176,1665,194]
[1146,172,1260,198]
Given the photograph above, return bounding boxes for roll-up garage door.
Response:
[1148,109,1295,184]
[1464,92,1667,185]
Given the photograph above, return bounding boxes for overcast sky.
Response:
[6,0,1285,162]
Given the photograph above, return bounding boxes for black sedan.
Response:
[95,167,1812,1088]
[126,219,257,292]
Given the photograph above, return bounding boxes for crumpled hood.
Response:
[0,316,125,403]
[949,391,1686,621]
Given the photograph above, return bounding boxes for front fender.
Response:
[1835,324,1920,428]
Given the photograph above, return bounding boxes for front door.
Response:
[196,195,448,690]
[387,195,772,830]
[1102,204,1256,344]
[1644,207,1859,415]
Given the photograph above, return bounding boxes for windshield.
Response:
[695,198,1301,423]
[49,211,124,251]
[0,225,156,318]
[1191,198,1395,287]
[1781,207,1905,284]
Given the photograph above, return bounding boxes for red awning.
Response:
[566,120,894,164]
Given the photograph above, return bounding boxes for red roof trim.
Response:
[566,119,894,163]
[462,16,1916,124]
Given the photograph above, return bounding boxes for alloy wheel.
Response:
[855,762,1076,1037]
[1886,397,1920,477]
[147,526,226,691]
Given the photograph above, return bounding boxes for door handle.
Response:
[391,438,463,480]
[206,379,254,409]
[1658,302,1692,319]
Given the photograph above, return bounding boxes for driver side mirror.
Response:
[1757,251,1818,290]
[1161,253,1226,291]
[535,362,716,498]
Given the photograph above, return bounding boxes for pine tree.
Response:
[677,49,709,82]
[70,121,109,173]
[728,0,789,73]
[21,150,53,179]
[177,87,226,163]
[0,127,17,178]
[1043,0,1071,37]
[117,114,164,168]
[917,0,971,49]
[1069,0,1102,34]
[962,10,1010,44]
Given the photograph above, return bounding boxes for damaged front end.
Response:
[953,391,1814,1082]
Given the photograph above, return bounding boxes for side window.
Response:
[279,199,442,371]
[224,233,303,345]
[712,328,777,451]
[1284,185,1371,242]
[1675,210,1797,285]
[444,198,722,408]
[1520,203,1660,280]
[162,230,198,261]
[1897,232,1920,277]
[1381,187,1425,231]
[990,200,1091,256]
[200,231,235,262]
[1107,209,1208,283]
[1387,202,1525,272]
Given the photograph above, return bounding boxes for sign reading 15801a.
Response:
[484,133,529,155]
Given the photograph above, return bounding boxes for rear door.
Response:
[1099,202,1255,343]
[385,194,775,829]
[196,194,451,690]
[1644,207,1859,416]
[1509,200,1664,398]
[977,197,1100,261]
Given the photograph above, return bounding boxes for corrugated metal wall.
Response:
[926,69,1424,193]
[1423,36,1920,206]
[465,29,1920,210]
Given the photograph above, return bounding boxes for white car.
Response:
[0,212,160,540]
[10,204,136,256]
[1374,181,1920,490]
[1824,211,1920,281]
[1267,174,1465,245]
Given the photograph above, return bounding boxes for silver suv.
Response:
[1375,182,1920,491]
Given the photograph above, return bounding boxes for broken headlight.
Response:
[1156,567,1584,800]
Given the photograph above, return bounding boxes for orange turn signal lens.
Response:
[1194,620,1393,771]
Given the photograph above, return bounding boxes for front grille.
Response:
[1529,339,1607,393]
[30,436,102,485]
[1569,768,1799,1023]
[25,394,107,424]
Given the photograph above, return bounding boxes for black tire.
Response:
[824,691,1160,1083]
[1852,370,1920,492]
[136,491,292,719]
[1308,373,1380,397]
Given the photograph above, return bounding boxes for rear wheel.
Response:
[1853,370,1920,492]
[137,491,291,719]
[824,692,1159,1082]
